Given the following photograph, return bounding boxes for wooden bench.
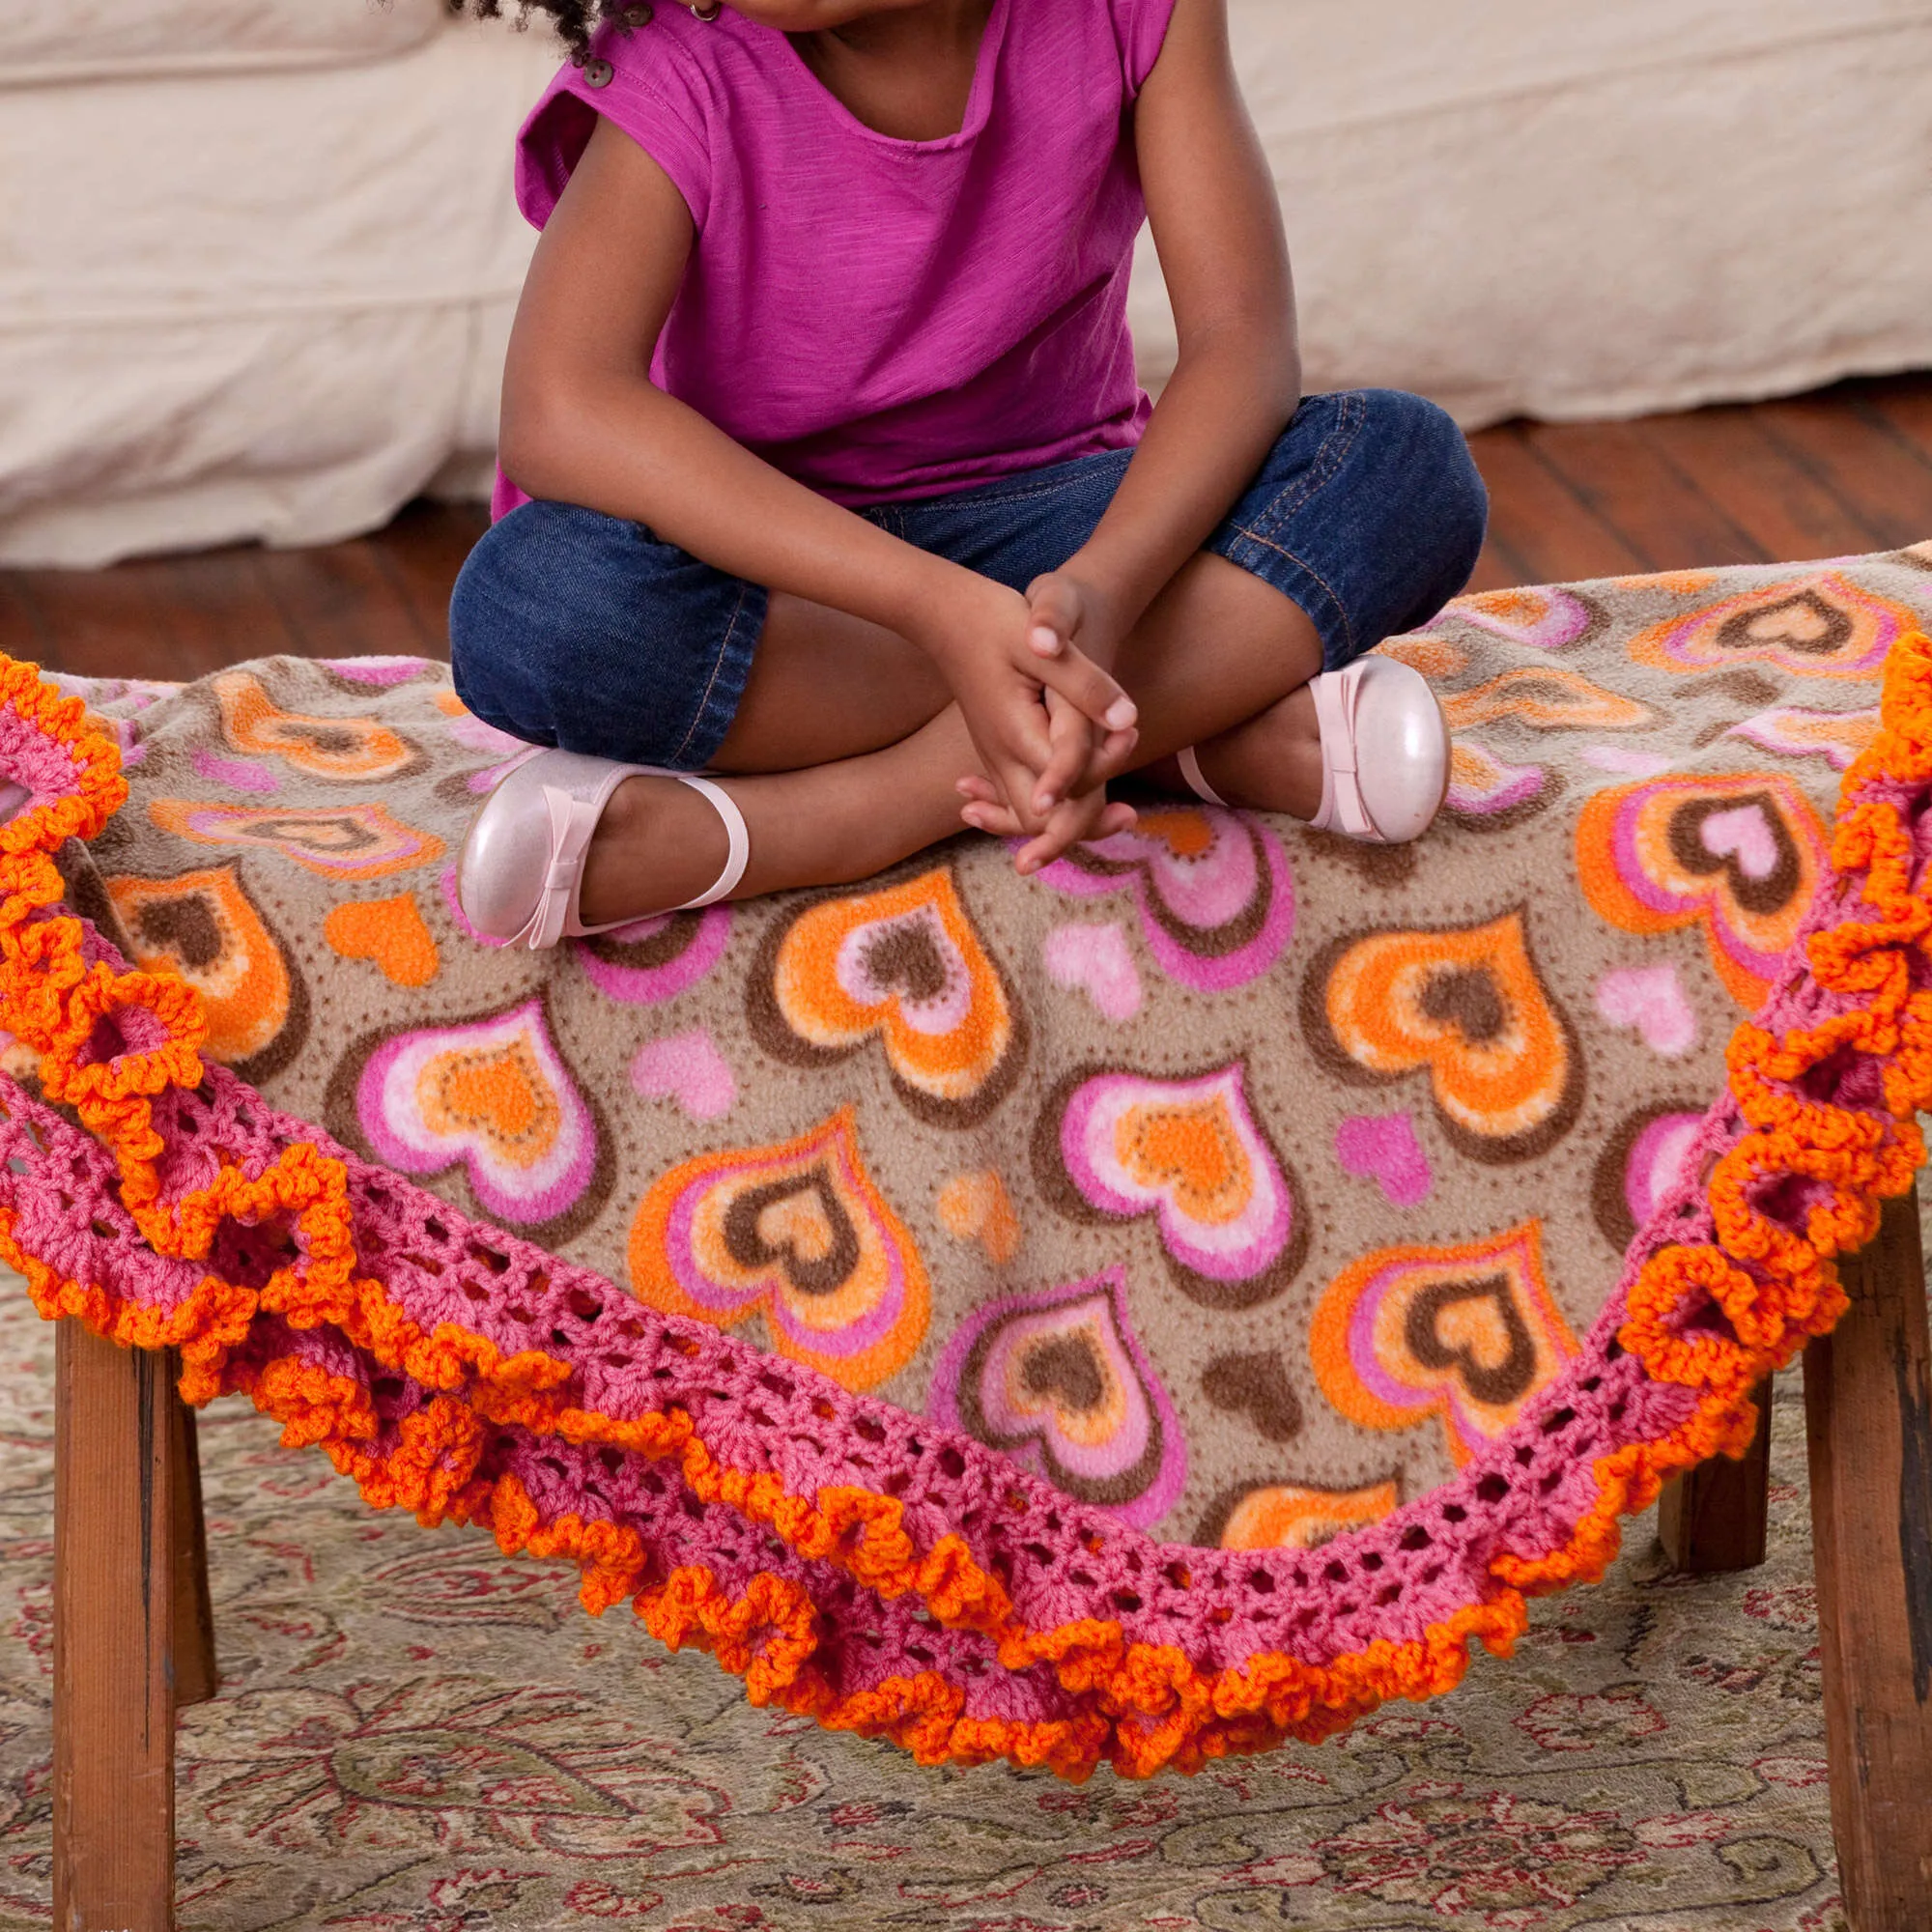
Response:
[46,1193,1932,1931]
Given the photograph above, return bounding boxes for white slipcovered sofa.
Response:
[4,0,1930,567]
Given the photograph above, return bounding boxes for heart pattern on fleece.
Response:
[1726,703,1880,770]
[631,1029,736,1121]
[927,1267,1185,1527]
[1628,572,1914,679]
[936,1169,1023,1264]
[1577,772,1831,1009]
[1310,1222,1578,1464]
[1200,1349,1304,1444]
[579,907,733,1007]
[1443,666,1651,734]
[1032,806,1294,993]
[1451,584,1607,651]
[191,747,279,794]
[324,894,440,988]
[1037,1062,1306,1309]
[628,1108,928,1390]
[1594,963,1697,1058]
[1335,1113,1434,1208]
[103,863,305,1079]
[1042,921,1142,1021]
[149,799,443,882]
[213,668,424,781]
[1308,912,1582,1161]
[58,550,1928,1577]
[1592,1102,1710,1250]
[1204,1479,1402,1551]
[338,995,607,1237]
[750,867,1022,1124]
[1444,738,1553,826]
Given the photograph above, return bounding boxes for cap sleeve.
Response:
[1111,0,1181,97]
[514,27,715,232]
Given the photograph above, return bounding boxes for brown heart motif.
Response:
[1718,588,1850,657]
[1666,792,1801,918]
[1404,1273,1537,1407]
[721,1167,860,1297]
[1201,1351,1304,1443]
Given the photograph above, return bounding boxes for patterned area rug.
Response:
[0,1267,1851,1930]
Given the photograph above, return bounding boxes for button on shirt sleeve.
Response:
[515,31,716,233]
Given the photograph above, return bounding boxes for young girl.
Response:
[450,0,1488,948]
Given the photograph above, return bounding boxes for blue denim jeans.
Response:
[450,388,1489,770]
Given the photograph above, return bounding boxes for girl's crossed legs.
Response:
[449,389,1489,925]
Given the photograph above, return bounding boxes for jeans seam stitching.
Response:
[1230,526,1358,663]
[668,582,751,768]
[1250,392,1366,540]
[904,453,1133,521]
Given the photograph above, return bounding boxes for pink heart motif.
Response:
[1580,745,1672,778]
[191,747,279,794]
[632,1029,737,1121]
[1042,922,1142,1022]
[1595,964,1697,1058]
[325,655,433,686]
[1626,1111,1704,1226]
[1334,1113,1432,1208]
[448,711,534,758]
[1697,803,1780,881]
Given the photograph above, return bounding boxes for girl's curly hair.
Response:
[448,0,659,67]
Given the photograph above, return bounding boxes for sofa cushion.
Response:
[2,0,446,85]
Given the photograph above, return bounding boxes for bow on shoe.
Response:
[1311,662,1383,843]
[514,785,605,950]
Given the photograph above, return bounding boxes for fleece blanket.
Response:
[3,546,1930,1778]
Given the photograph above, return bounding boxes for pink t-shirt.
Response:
[497,0,1179,517]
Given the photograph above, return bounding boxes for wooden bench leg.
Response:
[1659,1376,1775,1574]
[1804,1190,1932,1930]
[53,1322,178,1932]
[168,1366,217,1711]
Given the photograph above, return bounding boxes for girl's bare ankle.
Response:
[578,775,730,926]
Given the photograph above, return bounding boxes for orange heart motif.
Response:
[937,1170,1023,1264]
[325,894,440,988]
[1447,583,1607,651]
[1444,739,1556,828]
[1037,1062,1306,1308]
[1203,1480,1401,1550]
[749,867,1022,1123]
[1442,667,1651,733]
[1310,1222,1578,1463]
[213,669,423,780]
[1725,704,1880,774]
[340,996,608,1236]
[1306,912,1581,1161]
[629,1108,928,1391]
[102,864,306,1079]
[1576,772,1831,1009]
[149,799,443,881]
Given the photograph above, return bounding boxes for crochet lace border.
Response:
[2,641,1926,1780]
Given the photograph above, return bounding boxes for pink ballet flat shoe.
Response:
[1178,654,1450,844]
[458,748,751,950]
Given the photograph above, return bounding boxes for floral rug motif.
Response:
[0,1271,1848,1929]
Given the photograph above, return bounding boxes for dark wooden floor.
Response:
[5,372,1932,681]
